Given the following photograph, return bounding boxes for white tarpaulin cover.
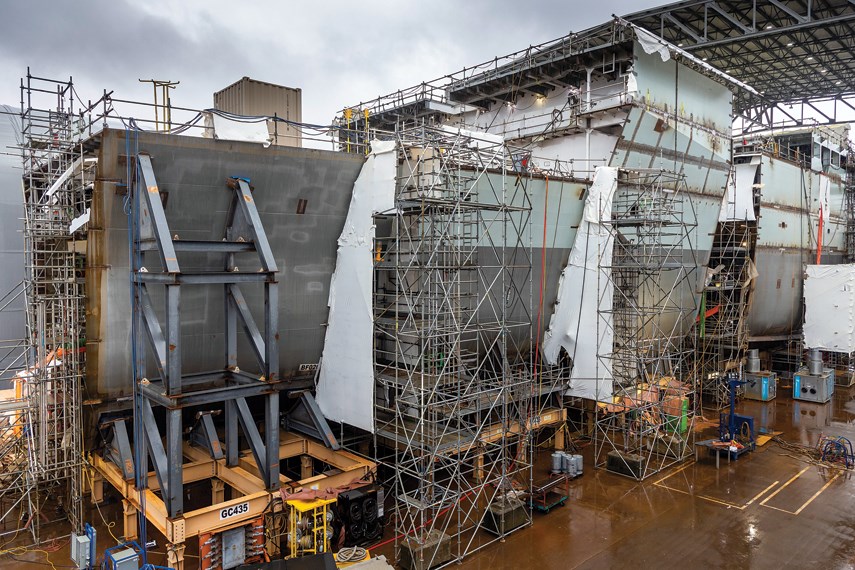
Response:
[804,264,855,353]
[719,162,758,222]
[542,167,616,401]
[438,124,505,149]
[316,140,397,432]
[635,27,671,62]
[203,112,272,147]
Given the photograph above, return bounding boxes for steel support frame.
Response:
[129,155,281,519]
[91,433,375,542]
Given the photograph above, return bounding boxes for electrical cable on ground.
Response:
[0,545,62,570]
[772,435,855,470]
[335,546,368,563]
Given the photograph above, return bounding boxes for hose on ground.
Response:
[336,546,368,563]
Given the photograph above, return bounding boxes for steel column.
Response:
[225,399,239,467]
[165,285,181,396]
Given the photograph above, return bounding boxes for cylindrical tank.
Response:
[747,349,761,373]
[561,452,576,477]
[574,454,584,474]
[808,348,823,375]
[551,452,563,473]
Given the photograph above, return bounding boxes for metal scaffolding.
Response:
[845,157,855,262]
[0,71,94,542]
[593,169,699,481]
[696,218,757,408]
[373,126,535,568]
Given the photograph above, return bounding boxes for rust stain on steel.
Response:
[148,185,158,194]
[615,134,729,171]
[243,194,253,202]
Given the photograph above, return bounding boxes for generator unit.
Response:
[794,349,835,404]
[337,484,382,547]
[743,349,778,401]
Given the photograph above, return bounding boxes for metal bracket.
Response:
[283,393,340,450]
[102,418,135,481]
[130,156,281,518]
[190,411,224,460]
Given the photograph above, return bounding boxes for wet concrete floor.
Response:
[8,383,855,569]
[444,384,855,570]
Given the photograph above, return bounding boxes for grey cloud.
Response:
[0,0,655,125]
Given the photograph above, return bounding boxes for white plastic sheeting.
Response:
[804,264,855,353]
[719,161,758,221]
[635,27,671,62]
[203,112,272,147]
[625,67,639,98]
[316,140,397,432]
[68,208,90,234]
[438,124,505,149]
[542,167,616,401]
[44,156,84,204]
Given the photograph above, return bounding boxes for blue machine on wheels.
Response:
[718,372,756,459]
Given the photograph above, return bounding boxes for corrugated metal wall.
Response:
[214,77,302,147]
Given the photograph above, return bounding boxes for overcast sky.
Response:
[0,0,658,126]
